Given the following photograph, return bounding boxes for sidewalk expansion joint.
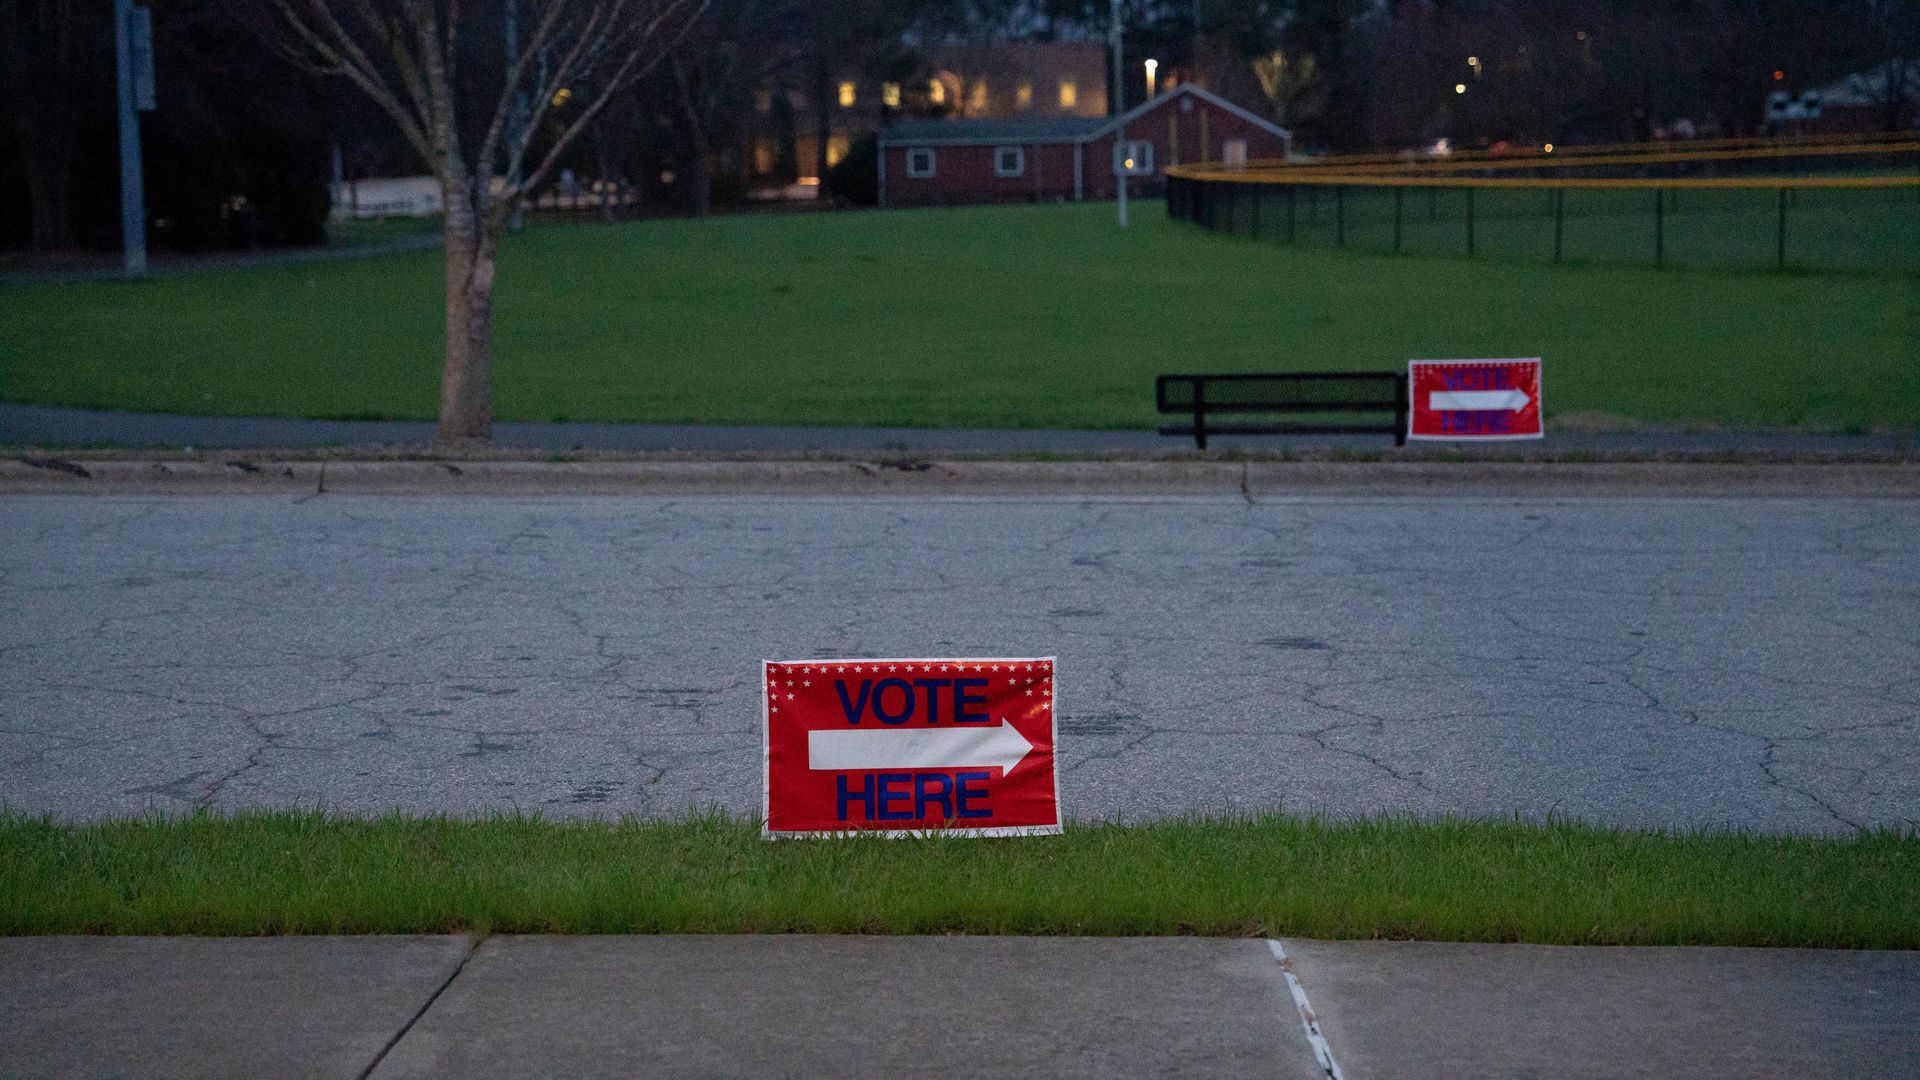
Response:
[356,934,482,1080]
[1269,939,1345,1080]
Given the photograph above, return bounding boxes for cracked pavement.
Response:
[2,492,1915,832]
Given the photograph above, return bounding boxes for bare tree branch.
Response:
[503,0,705,212]
[473,0,575,181]
[268,0,436,162]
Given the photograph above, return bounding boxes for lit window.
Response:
[827,136,850,167]
[1016,82,1033,108]
[882,82,901,107]
[906,147,935,178]
[838,81,856,107]
[753,140,775,174]
[994,146,1025,177]
[968,80,987,113]
[929,78,946,105]
[1059,79,1077,108]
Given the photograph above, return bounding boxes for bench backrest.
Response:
[1157,372,1406,414]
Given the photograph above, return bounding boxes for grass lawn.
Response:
[1,202,1914,431]
[3,813,1916,945]
[323,215,443,249]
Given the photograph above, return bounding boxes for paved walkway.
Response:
[0,234,442,285]
[3,401,1915,455]
[2,935,1913,1079]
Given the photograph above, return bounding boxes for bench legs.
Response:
[1394,373,1409,447]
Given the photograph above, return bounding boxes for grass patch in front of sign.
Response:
[2,812,1914,946]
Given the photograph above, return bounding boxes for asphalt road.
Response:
[3,492,1915,831]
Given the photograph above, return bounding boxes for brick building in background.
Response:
[748,41,1111,193]
[877,85,1291,207]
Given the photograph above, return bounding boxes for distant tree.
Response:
[248,0,704,442]
[789,0,925,201]
[1251,50,1315,124]
[0,0,105,249]
[653,0,807,216]
[1862,0,1920,129]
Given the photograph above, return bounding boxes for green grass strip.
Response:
[2,813,1914,946]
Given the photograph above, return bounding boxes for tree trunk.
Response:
[438,192,496,443]
[14,107,79,250]
[814,62,832,201]
[669,51,713,218]
[24,156,75,250]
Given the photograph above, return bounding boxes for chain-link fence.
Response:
[1167,136,1920,274]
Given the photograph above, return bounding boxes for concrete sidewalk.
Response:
[5,400,1916,457]
[2,936,1914,1079]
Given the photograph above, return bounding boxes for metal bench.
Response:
[1156,372,1409,450]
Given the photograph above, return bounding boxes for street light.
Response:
[1145,58,1158,98]
[1455,83,1467,94]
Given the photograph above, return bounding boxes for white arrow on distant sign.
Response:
[1429,389,1531,411]
[809,723,1032,773]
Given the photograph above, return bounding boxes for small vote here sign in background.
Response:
[763,657,1061,838]
[1408,358,1543,441]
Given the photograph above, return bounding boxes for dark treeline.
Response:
[2,0,1914,252]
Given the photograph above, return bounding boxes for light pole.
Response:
[1110,0,1126,228]
[1145,58,1157,98]
[114,0,154,277]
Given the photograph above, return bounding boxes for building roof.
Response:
[879,84,1291,147]
[879,115,1113,146]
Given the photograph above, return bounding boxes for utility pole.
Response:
[114,0,155,277]
[1110,0,1126,228]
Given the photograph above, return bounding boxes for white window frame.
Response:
[1223,139,1249,169]
[906,147,936,178]
[993,146,1026,178]
[1117,139,1154,176]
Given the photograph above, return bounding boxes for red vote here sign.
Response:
[763,657,1062,838]
[1408,358,1543,441]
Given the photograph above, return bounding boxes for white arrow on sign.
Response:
[808,723,1032,774]
[1429,389,1531,411]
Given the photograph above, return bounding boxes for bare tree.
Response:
[253,0,704,441]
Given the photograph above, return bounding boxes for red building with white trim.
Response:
[877,85,1291,207]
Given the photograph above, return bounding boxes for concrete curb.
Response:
[5,457,1920,497]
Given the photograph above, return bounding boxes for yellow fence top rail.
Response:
[1168,136,1920,190]
[1238,130,1920,171]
